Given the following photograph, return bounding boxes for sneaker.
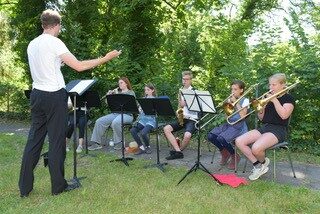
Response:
[262,157,270,169]
[88,143,102,151]
[113,142,123,150]
[66,146,70,152]
[134,148,146,155]
[76,145,83,153]
[109,140,115,147]
[165,151,184,160]
[249,165,269,181]
[145,147,152,154]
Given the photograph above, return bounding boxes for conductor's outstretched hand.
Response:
[104,50,122,62]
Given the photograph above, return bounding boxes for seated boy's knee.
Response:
[184,132,192,139]
[163,125,172,133]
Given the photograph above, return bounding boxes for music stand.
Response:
[66,79,96,188]
[177,89,221,185]
[69,90,101,158]
[107,94,139,166]
[137,97,176,172]
[24,90,31,99]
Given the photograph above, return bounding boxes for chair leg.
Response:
[273,150,276,181]
[206,139,212,152]
[234,146,237,173]
[285,146,297,178]
[243,158,247,173]
[211,147,216,164]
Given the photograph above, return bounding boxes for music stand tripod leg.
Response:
[144,115,167,172]
[81,102,96,158]
[110,107,133,166]
[69,95,85,187]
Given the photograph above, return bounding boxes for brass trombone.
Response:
[199,83,257,129]
[226,82,299,125]
[251,82,299,111]
[223,83,259,116]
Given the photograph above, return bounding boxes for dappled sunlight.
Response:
[282,170,305,179]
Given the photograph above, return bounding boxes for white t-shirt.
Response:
[27,34,70,92]
[183,86,199,120]
[241,98,250,108]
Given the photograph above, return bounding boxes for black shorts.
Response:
[257,123,287,142]
[169,119,196,134]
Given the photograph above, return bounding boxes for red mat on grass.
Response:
[211,173,248,188]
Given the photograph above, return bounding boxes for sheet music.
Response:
[68,80,95,95]
[181,89,216,113]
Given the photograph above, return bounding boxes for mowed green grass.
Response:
[1,133,320,214]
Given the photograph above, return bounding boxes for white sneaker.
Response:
[249,165,269,181]
[262,157,270,169]
[76,145,83,153]
[66,146,70,152]
[109,141,115,147]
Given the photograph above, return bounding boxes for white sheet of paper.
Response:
[181,89,216,113]
[69,80,95,95]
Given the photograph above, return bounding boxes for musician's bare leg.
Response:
[78,138,84,147]
[235,130,261,163]
[164,125,181,151]
[180,131,192,151]
[251,133,278,162]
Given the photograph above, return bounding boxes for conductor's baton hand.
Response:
[104,50,122,62]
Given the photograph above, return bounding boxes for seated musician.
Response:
[65,97,88,153]
[88,77,135,150]
[236,73,295,180]
[130,83,157,155]
[208,80,249,170]
[164,70,198,160]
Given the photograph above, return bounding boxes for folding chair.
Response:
[241,117,297,181]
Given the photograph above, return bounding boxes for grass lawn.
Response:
[1,133,320,214]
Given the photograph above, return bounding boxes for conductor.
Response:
[19,9,121,197]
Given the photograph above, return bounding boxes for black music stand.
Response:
[177,89,221,185]
[137,97,176,172]
[24,90,31,99]
[69,90,101,158]
[107,94,139,166]
[66,79,96,188]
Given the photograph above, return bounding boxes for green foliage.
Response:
[0,12,27,114]
[2,0,320,154]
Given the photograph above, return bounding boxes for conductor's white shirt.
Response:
[27,34,70,92]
